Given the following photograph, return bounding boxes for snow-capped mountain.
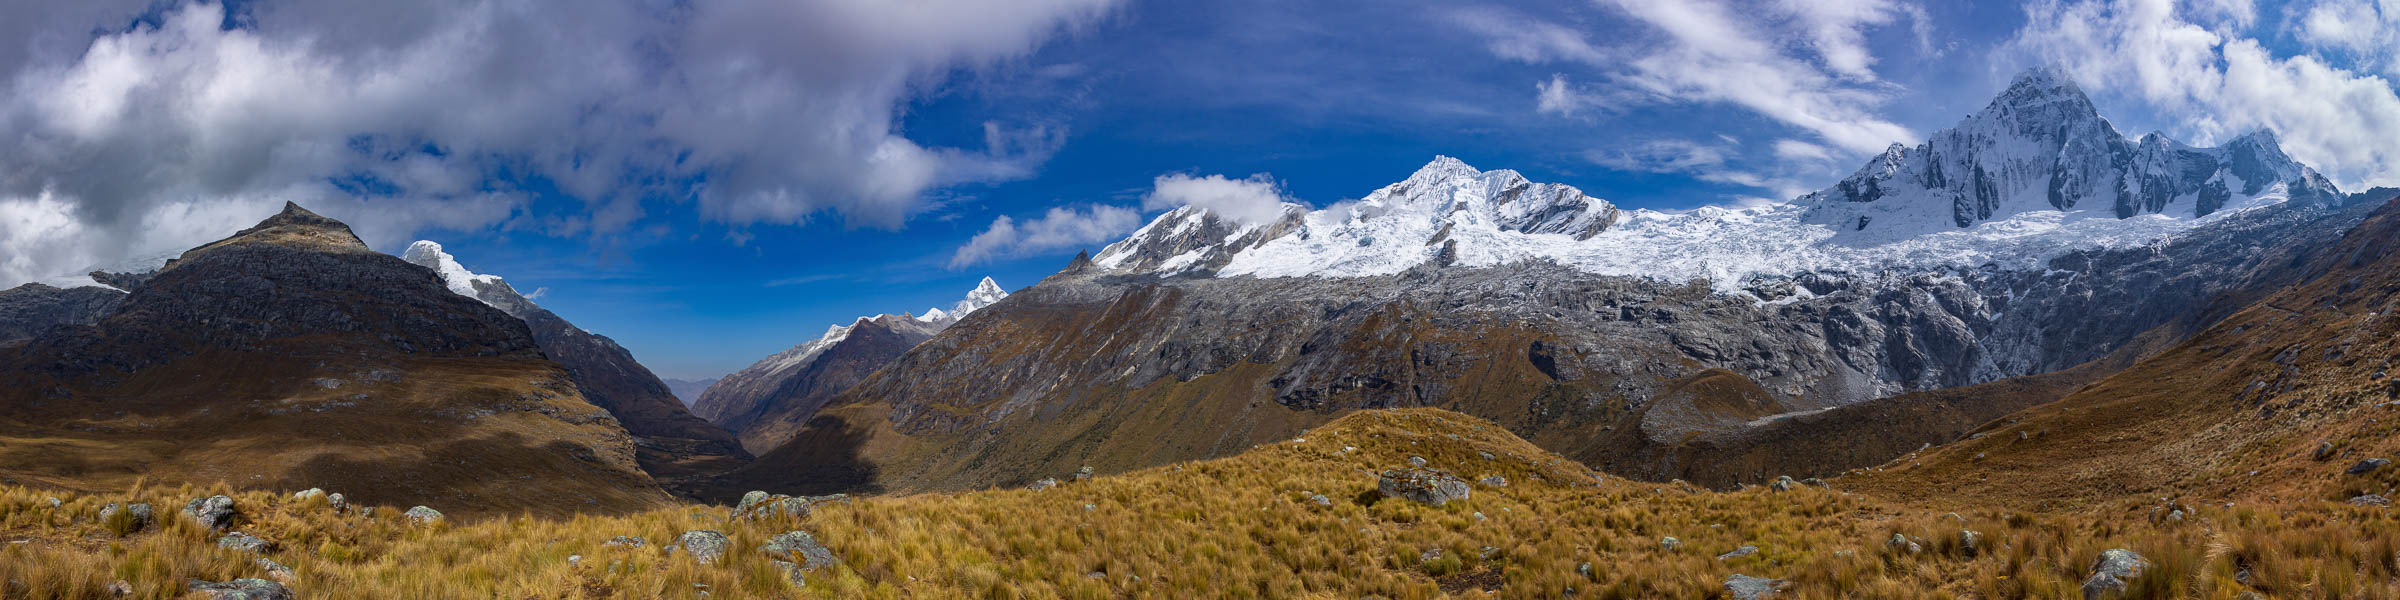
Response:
[692,277,1011,452]
[1097,69,2344,291]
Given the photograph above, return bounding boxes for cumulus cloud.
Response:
[0,0,1119,286]
[2012,0,2400,189]
[1584,140,1732,174]
[1458,0,1919,156]
[948,204,1141,268]
[1586,139,1821,201]
[1141,173,1292,225]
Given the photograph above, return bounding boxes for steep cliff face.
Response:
[0,284,122,346]
[0,203,669,515]
[402,241,748,490]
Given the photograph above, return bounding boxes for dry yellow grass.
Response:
[3,408,2396,598]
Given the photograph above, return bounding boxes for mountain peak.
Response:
[953,277,1009,317]
[403,240,507,302]
[191,201,369,257]
[1408,156,1481,182]
[1979,66,2099,122]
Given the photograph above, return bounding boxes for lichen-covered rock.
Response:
[1960,530,1983,557]
[291,488,325,502]
[1725,574,1787,599]
[771,559,807,588]
[761,530,840,571]
[217,532,274,554]
[1718,545,1759,560]
[677,530,729,565]
[604,535,647,548]
[731,491,849,521]
[186,578,292,600]
[2349,457,2392,475]
[1661,536,1680,551]
[2082,548,2150,600]
[1477,475,1508,488]
[255,558,295,583]
[1072,465,1095,481]
[403,506,444,525]
[1028,478,1059,492]
[2351,494,2392,507]
[1886,533,1923,555]
[182,496,236,532]
[99,503,154,534]
[1769,476,1797,492]
[1377,468,1470,506]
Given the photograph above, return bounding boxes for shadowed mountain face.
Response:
[0,203,669,516]
[0,283,123,347]
[693,278,1008,454]
[403,242,748,493]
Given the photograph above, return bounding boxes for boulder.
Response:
[2081,548,2149,600]
[1769,476,1797,492]
[326,493,347,511]
[677,530,729,565]
[99,503,155,535]
[1028,478,1059,492]
[1661,536,1680,551]
[733,492,850,521]
[182,496,236,532]
[2350,494,2391,507]
[761,530,840,571]
[290,488,324,502]
[1960,530,1983,557]
[2349,458,2392,475]
[1477,475,1508,488]
[1072,465,1095,482]
[186,578,292,600]
[2314,441,2337,461]
[255,558,295,583]
[1724,574,1787,600]
[1886,533,1922,555]
[771,559,807,588]
[403,506,444,525]
[217,532,274,554]
[1376,469,1471,506]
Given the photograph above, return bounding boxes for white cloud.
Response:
[1772,139,1837,164]
[0,0,1120,286]
[1141,173,1291,225]
[1585,139,1818,201]
[1584,140,1732,174]
[948,204,1141,268]
[2012,0,2400,189]
[1457,0,1919,157]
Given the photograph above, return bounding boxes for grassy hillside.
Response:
[6,408,2397,598]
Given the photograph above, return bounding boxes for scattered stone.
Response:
[732,491,850,521]
[1576,562,1592,577]
[45,497,60,508]
[1419,548,1443,564]
[1724,574,1787,600]
[1886,533,1922,555]
[605,535,648,548]
[1478,475,1508,488]
[2350,494,2391,507]
[255,558,295,583]
[2315,441,2337,461]
[1072,465,1095,481]
[2349,458,2392,475]
[1471,511,1486,521]
[326,493,346,511]
[1960,530,1983,557]
[182,496,237,532]
[291,488,325,502]
[1309,494,1331,506]
[403,506,444,525]
[1478,451,1495,461]
[99,503,155,534]
[1801,477,1828,488]
[1028,478,1059,492]
[1769,476,1797,492]
[2166,510,2185,523]
[1717,545,1758,561]
[186,578,292,600]
[1376,468,1471,506]
[2082,548,2150,600]
[771,559,807,588]
[568,555,581,566]
[1661,536,1680,551]
[677,530,730,565]
[1407,456,1428,468]
[1478,546,1500,560]
[217,532,274,554]
[107,580,133,597]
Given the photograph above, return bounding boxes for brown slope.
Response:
[400,244,751,495]
[1843,190,2400,509]
[0,203,669,517]
[720,315,944,454]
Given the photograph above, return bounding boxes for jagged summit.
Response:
[197,201,372,255]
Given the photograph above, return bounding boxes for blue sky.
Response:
[4,0,2400,379]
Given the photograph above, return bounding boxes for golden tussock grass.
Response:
[2,408,2397,598]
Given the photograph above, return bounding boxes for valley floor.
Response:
[3,409,2397,599]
